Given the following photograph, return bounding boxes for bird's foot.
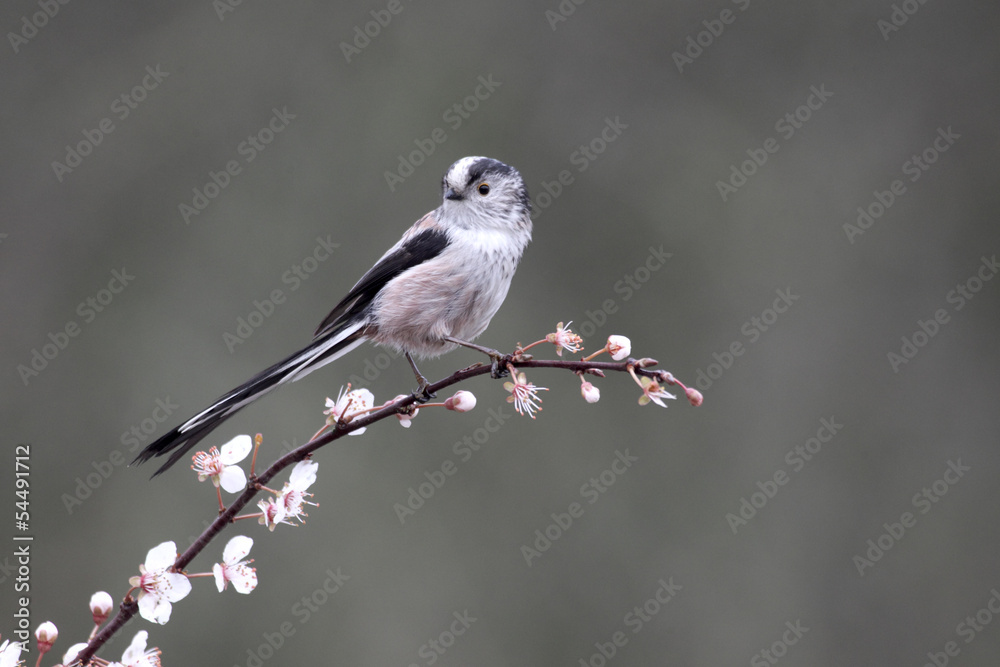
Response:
[488,350,510,379]
[413,376,436,403]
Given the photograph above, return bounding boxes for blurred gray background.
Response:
[3,1,1000,665]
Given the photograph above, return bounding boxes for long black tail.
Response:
[132,323,367,477]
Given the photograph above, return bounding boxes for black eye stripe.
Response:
[466,168,485,186]
[464,157,516,187]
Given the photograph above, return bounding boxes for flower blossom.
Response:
[280,460,319,524]
[257,497,285,532]
[191,434,252,493]
[108,631,161,667]
[504,370,548,418]
[213,536,257,594]
[386,395,418,427]
[324,386,375,434]
[128,541,192,624]
[0,640,22,667]
[637,376,676,408]
[546,321,583,356]
[259,460,319,530]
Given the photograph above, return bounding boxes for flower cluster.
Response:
[256,460,319,530]
[512,322,701,413]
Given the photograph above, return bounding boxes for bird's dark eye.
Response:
[478,183,490,196]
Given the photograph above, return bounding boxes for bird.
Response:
[132,156,532,476]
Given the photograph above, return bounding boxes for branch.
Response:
[74,351,691,664]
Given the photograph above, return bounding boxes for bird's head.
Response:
[440,156,531,232]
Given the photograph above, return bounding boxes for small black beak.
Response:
[444,187,463,201]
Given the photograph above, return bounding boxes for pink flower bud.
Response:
[90,591,114,625]
[580,381,600,403]
[685,387,703,407]
[606,335,631,360]
[35,621,58,654]
[445,390,477,412]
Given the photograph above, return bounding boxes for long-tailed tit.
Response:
[133,156,531,475]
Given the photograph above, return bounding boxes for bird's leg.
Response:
[444,336,509,379]
[405,352,436,402]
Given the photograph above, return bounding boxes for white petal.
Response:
[230,565,258,594]
[355,388,374,407]
[161,572,193,602]
[288,460,318,491]
[143,541,178,571]
[348,426,367,436]
[219,465,248,493]
[0,640,22,667]
[62,643,88,666]
[121,631,148,663]
[223,535,253,565]
[343,388,374,415]
[458,391,476,410]
[138,592,171,625]
[213,563,227,592]
[220,434,253,464]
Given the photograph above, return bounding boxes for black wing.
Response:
[314,227,449,338]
